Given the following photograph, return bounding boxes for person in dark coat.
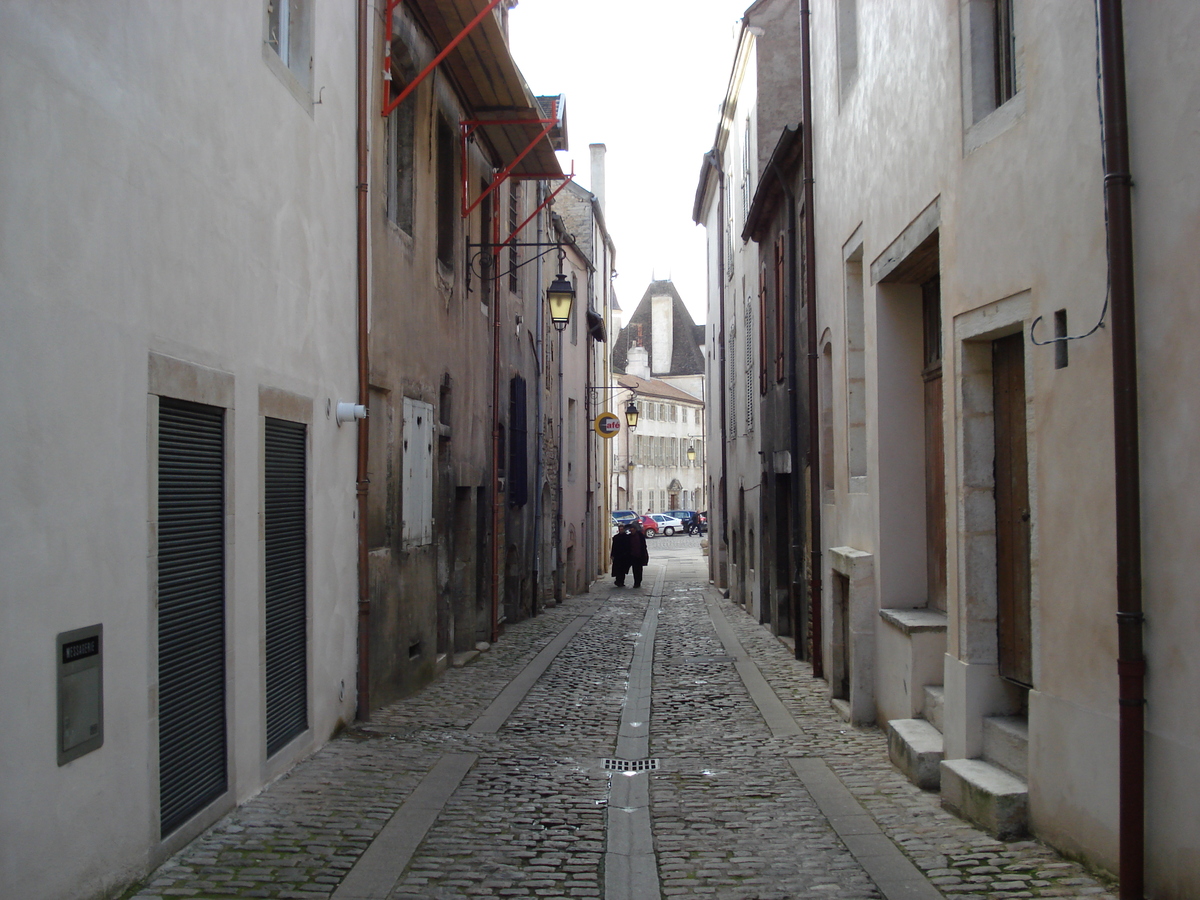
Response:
[611,524,634,587]
[626,522,650,588]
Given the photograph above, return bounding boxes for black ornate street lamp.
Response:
[625,400,639,430]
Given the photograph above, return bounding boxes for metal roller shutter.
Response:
[264,418,308,756]
[157,398,227,837]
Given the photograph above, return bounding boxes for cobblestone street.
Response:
[124,542,1117,900]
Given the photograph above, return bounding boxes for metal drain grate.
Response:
[603,758,660,772]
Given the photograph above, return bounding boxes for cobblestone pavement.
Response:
[123,545,1117,900]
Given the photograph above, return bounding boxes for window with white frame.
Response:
[729,322,738,434]
[741,119,752,223]
[845,248,866,478]
[265,0,314,99]
[744,294,755,433]
[725,180,735,282]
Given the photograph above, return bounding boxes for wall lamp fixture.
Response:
[547,272,575,332]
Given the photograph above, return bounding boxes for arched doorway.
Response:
[667,478,683,511]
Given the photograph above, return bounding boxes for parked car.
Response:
[645,513,684,536]
[666,510,706,535]
[633,515,659,537]
[611,509,638,528]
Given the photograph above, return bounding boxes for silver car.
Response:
[646,513,684,536]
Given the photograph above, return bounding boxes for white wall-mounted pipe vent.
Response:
[336,402,368,425]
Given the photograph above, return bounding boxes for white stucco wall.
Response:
[0,5,361,897]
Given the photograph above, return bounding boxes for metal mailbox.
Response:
[57,624,103,765]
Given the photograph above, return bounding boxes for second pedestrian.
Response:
[627,520,649,588]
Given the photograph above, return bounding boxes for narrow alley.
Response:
[124,542,1114,900]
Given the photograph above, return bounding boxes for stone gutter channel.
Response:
[604,565,666,900]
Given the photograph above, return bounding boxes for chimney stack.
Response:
[589,143,607,213]
[651,290,674,375]
[626,346,650,380]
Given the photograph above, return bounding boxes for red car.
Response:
[635,515,659,537]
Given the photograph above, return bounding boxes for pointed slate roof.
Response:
[611,280,705,376]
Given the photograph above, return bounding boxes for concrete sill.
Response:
[879,608,948,635]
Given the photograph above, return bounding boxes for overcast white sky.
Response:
[507,0,750,327]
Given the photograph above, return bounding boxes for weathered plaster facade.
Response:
[548,161,617,599]
[366,3,569,704]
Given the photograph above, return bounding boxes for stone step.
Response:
[923,684,945,733]
[940,757,1028,840]
[886,718,944,790]
[983,715,1029,780]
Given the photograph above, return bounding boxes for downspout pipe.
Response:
[491,200,503,641]
[765,155,805,663]
[800,0,823,678]
[555,279,565,603]
[585,268,595,587]
[532,183,546,615]
[354,0,372,721]
[1097,2,1144,897]
[704,151,731,589]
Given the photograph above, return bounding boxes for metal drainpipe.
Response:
[585,268,594,587]
[1097,2,1144,896]
[555,274,565,603]
[354,0,372,721]
[765,158,806,663]
[799,0,823,678]
[532,183,545,615]
[491,201,503,642]
[704,151,731,590]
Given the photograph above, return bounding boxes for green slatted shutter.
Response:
[264,418,308,756]
[157,398,227,836]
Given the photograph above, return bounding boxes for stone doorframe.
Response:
[945,291,1036,759]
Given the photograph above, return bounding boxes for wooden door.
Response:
[923,279,947,611]
[993,333,1032,686]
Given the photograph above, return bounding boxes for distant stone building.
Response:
[611,281,706,516]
